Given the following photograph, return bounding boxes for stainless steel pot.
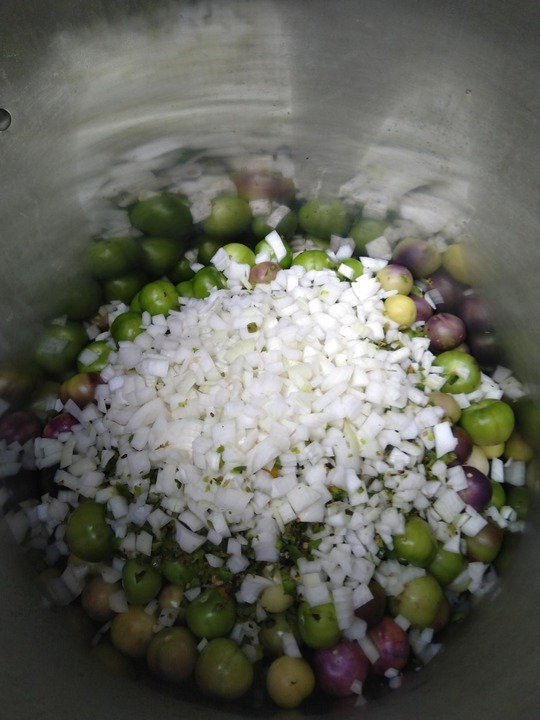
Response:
[1,1,539,718]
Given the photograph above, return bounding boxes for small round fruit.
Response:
[291,249,334,272]
[103,270,148,305]
[147,626,198,683]
[504,430,535,462]
[465,521,504,563]
[376,264,414,294]
[129,194,193,240]
[59,372,101,408]
[54,276,103,320]
[186,587,236,640]
[249,261,281,284]
[396,574,444,629]
[337,257,364,281]
[259,613,301,657]
[384,294,417,328]
[161,558,196,587]
[122,558,163,605]
[391,236,442,277]
[111,606,156,658]
[159,584,185,611]
[81,576,120,622]
[350,219,388,254]
[202,196,252,240]
[298,601,341,649]
[139,279,179,316]
[393,516,438,568]
[429,391,462,423]
[33,322,89,377]
[490,481,506,510]
[298,199,351,242]
[254,236,293,268]
[368,616,410,675]
[428,546,467,586]
[65,501,114,563]
[459,399,515,446]
[76,341,112,373]
[139,236,183,277]
[221,242,255,266]
[110,312,144,343]
[85,236,141,281]
[313,639,369,697]
[191,266,227,299]
[195,638,254,701]
[260,583,294,614]
[442,243,474,285]
[433,350,481,394]
[266,655,315,708]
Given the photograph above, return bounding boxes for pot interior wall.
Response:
[1,2,539,719]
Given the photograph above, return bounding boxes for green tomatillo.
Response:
[459,398,515,446]
[298,199,352,242]
[297,600,341,649]
[85,236,141,281]
[65,501,114,563]
[395,574,444,629]
[186,587,236,640]
[202,196,252,240]
[110,312,144,343]
[129,193,193,240]
[433,350,481,394]
[122,558,163,605]
[393,516,438,568]
[291,249,334,272]
[192,266,227,299]
[139,279,179,316]
[195,637,254,701]
[103,270,148,305]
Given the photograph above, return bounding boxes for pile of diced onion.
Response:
[22,239,518,641]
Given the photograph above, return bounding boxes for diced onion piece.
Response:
[302,572,331,607]
[358,636,380,664]
[109,590,129,614]
[433,488,466,523]
[504,460,527,486]
[459,507,488,537]
[282,632,303,658]
[434,421,457,458]
[394,614,411,631]
[264,229,288,261]
[236,574,273,604]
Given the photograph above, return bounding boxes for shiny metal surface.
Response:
[1,1,539,718]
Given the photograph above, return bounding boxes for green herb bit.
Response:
[103,452,119,475]
[282,575,297,596]
[214,567,233,585]
[329,485,347,502]
[277,520,322,565]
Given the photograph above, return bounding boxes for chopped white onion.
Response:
[358,636,380,664]
[504,459,527,486]
[109,590,129,614]
[282,632,303,658]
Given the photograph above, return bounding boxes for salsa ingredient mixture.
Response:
[0,146,533,710]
